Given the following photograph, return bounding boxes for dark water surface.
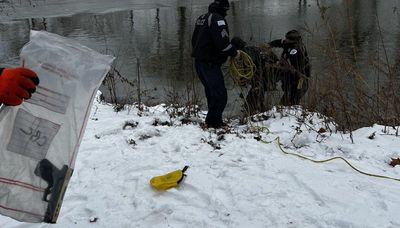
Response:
[1,0,399,117]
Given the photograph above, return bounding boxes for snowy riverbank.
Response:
[1,95,400,228]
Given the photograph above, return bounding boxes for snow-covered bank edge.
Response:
[1,93,400,228]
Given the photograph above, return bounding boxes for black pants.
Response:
[245,71,266,114]
[245,66,280,114]
[195,60,227,127]
[280,73,308,106]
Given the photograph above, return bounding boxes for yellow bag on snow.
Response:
[150,166,189,190]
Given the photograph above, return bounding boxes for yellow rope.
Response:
[241,123,400,181]
[252,125,400,182]
[229,50,256,87]
[229,48,399,182]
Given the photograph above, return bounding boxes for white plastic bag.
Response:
[0,30,114,223]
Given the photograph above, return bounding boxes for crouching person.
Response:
[231,37,280,114]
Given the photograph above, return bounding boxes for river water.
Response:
[1,0,399,117]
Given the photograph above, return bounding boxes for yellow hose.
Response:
[260,133,400,182]
[229,50,256,87]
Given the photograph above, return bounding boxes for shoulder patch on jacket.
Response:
[290,49,298,55]
[217,20,226,26]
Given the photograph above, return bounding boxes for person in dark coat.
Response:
[231,37,280,114]
[0,67,39,106]
[191,0,239,128]
[269,30,311,106]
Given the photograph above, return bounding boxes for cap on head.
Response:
[285,30,301,42]
[214,0,230,10]
[231,37,246,50]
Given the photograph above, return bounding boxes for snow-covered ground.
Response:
[1,96,400,228]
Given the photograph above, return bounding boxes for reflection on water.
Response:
[0,0,399,117]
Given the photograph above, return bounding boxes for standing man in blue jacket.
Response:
[191,0,239,128]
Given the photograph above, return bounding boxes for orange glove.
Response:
[0,67,39,106]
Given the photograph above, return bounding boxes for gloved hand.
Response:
[234,50,241,59]
[0,67,39,106]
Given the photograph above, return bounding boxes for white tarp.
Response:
[0,30,114,223]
